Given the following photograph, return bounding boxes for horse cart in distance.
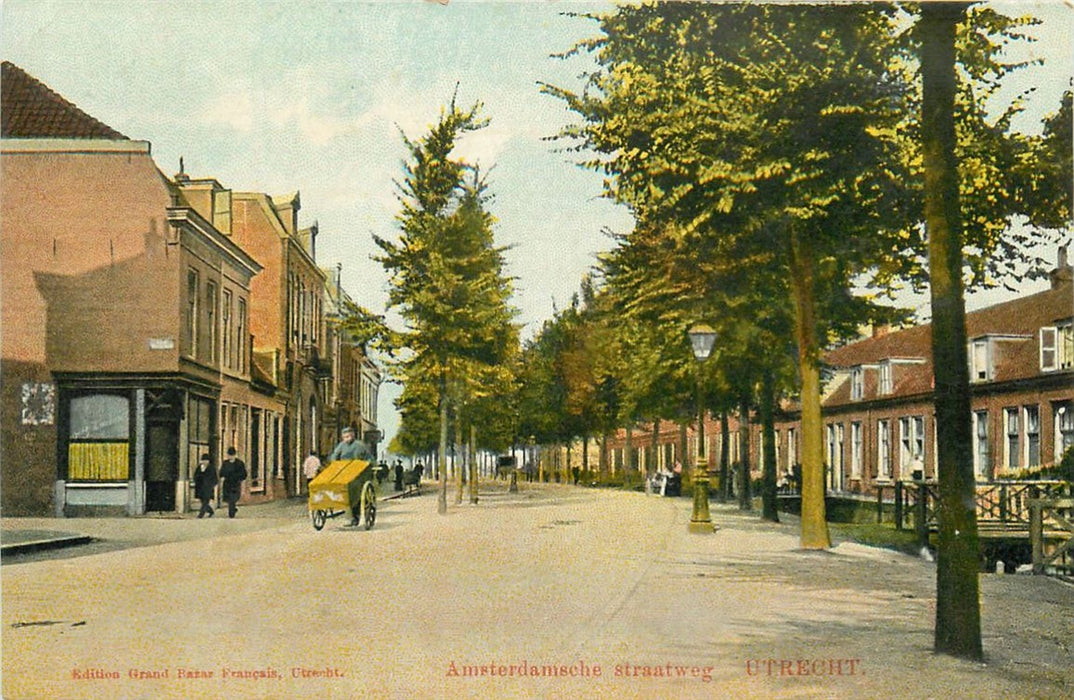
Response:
[402,463,423,496]
[308,459,377,530]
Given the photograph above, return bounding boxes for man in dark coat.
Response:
[193,453,217,518]
[219,447,247,518]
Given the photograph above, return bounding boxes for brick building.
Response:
[602,252,1074,495]
[0,62,380,515]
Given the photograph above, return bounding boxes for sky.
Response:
[3,0,1071,450]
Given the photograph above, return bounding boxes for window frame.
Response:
[877,419,891,480]
[878,362,893,395]
[66,392,131,482]
[185,268,199,358]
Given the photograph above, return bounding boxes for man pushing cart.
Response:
[308,426,377,530]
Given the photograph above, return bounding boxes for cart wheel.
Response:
[361,482,377,530]
[311,509,326,531]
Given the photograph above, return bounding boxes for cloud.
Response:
[202,91,256,133]
[453,124,513,169]
[196,62,366,146]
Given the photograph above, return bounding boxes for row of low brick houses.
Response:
[1,62,381,517]
[589,254,1074,496]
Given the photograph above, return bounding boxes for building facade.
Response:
[603,253,1074,496]
[1,62,380,515]
[322,265,382,462]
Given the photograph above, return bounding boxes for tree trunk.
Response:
[720,412,731,503]
[438,375,449,515]
[679,421,689,478]
[651,418,661,477]
[469,423,478,504]
[761,368,779,522]
[921,1,982,661]
[455,418,464,505]
[601,432,608,476]
[789,228,831,548]
[737,397,752,511]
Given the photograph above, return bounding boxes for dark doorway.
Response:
[145,422,178,512]
[250,408,261,488]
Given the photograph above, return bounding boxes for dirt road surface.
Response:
[3,482,1071,699]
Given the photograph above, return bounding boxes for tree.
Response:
[546,3,912,547]
[919,2,982,661]
[374,96,517,514]
[1022,90,1072,230]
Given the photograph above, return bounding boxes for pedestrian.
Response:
[328,426,371,462]
[393,458,404,492]
[193,453,217,518]
[303,450,322,489]
[219,447,247,518]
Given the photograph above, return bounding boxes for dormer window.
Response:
[969,338,990,382]
[850,367,864,400]
[1040,323,1073,372]
[879,362,892,395]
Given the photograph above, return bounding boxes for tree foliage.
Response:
[373,95,518,511]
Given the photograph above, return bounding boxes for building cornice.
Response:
[1,138,151,154]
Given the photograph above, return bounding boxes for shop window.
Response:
[68,394,129,481]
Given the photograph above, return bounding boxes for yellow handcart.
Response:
[308,459,377,531]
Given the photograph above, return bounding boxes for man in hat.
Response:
[219,447,247,518]
[327,427,372,526]
[328,426,371,463]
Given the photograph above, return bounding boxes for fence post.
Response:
[999,484,1007,522]
[915,481,928,548]
[877,486,884,524]
[1030,499,1044,575]
[894,482,903,531]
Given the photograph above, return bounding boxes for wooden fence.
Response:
[877,480,1073,576]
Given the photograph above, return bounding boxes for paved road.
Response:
[2,482,1072,699]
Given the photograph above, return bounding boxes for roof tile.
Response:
[2,61,127,139]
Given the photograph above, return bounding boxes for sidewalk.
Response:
[0,479,427,561]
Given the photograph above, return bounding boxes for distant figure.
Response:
[219,447,247,518]
[394,458,404,492]
[193,453,217,519]
[303,450,322,489]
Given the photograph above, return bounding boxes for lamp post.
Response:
[688,323,718,534]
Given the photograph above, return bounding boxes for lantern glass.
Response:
[688,324,717,361]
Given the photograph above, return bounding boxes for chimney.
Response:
[1051,244,1072,289]
[175,156,190,184]
[272,192,300,236]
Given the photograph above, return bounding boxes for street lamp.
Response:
[688,323,717,534]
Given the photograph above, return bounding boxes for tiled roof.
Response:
[1,61,127,139]
[822,276,1073,403]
